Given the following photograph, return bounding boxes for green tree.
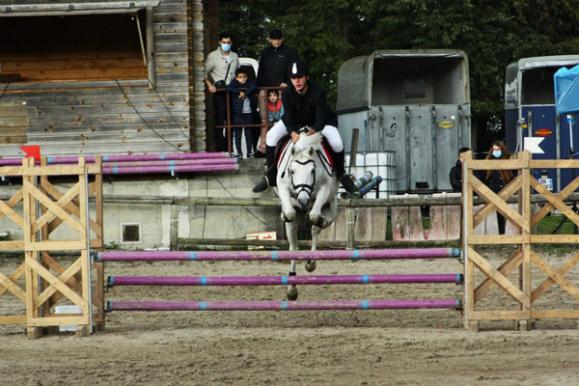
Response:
[221,0,579,122]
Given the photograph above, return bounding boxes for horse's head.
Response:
[288,133,322,210]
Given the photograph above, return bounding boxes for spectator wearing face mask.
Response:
[204,31,239,151]
[484,140,514,234]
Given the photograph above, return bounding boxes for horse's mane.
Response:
[293,132,322,152]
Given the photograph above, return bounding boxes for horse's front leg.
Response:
[309,185,332,228]
[305,186,333,272]
[285,219,299,301]
[278,187,296,226]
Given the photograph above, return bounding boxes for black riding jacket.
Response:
[281,80,338,134]
[257,44,300,87]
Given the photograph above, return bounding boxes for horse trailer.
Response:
[504,55,579,192]
[336,50,471,193]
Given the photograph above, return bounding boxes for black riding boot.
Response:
[252,146,277,193]
[333,150,357,194]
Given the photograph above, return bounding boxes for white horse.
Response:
[275,132,339,300]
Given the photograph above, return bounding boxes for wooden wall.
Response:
[0,0,207,156]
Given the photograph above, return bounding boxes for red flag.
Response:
[20,145,41,161]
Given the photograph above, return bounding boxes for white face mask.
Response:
[492,150,502,158]
[220,43,231,52]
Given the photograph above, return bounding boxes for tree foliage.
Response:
[221,0,579,119]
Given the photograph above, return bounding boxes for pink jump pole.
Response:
[107,273,464,287]
[106,298,462,312]
[102,163,238,175]
[0,152,231,166]
[96,248,461,262]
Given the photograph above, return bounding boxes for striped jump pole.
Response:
[96,248,462,262]
[0,151,232,166]
[106,298,462,312]
[107,273,464,287]
[103,163,238,175]
[103,158,238,168]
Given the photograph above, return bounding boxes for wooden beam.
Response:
[468,248,528,305]
[532,252,579,302]
[474,250,523,303]
[530,252,579,301]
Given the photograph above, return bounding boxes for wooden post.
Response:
[463,151,478,331]
[346,207,356,249]
[77,157,92,336]
[518,151,532,330]
[146,7,156,89]
[22,158,42,338]
[170,205,179,250]
[93,156,105,331]
[348,128,359,172]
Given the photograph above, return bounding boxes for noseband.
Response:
[289,159,315,201]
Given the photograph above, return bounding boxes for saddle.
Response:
[275,135,334,176]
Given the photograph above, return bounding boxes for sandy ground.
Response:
[1,248,578,386]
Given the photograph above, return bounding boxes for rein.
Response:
[289,159,315,200]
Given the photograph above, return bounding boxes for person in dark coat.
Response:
[449,147,471,192]
[256,29,300,154]
[484,140,514,234]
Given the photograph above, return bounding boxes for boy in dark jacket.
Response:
[449,147,470,192]
[227,67,257,157]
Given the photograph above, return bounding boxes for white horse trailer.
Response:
[337,50,471,193]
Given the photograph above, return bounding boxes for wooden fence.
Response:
[0,157,103,337]
[463,151,578,330]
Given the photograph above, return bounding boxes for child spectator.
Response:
[449,147,470,192]
[266,89,284,126]
[227,67,257,158]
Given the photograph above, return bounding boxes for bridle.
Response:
[289,158,315,201]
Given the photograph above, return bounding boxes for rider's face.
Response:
[291,76,308,94]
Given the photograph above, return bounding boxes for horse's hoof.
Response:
[287,286,298,301]
[305,260,316,272]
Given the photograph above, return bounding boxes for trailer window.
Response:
[0,13,147,84]
[521,67,556,105]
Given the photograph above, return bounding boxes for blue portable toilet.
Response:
[504,55,579,192]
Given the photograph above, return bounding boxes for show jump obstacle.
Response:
[98,248,463,313]
[2,151,578,336]
[0,157,104,338]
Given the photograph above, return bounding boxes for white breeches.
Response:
[266,120,344,152]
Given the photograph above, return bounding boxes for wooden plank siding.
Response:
[0,0,208,156]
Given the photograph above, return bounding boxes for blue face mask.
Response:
[220,43,231,52]
[492,150,502,158]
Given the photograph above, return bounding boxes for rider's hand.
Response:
[291,131,299,143]
[279,83,288,89]
[257,137,266,153]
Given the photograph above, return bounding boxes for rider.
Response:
[252,60,357,194]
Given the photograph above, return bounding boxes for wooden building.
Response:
[0,0,215,156]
